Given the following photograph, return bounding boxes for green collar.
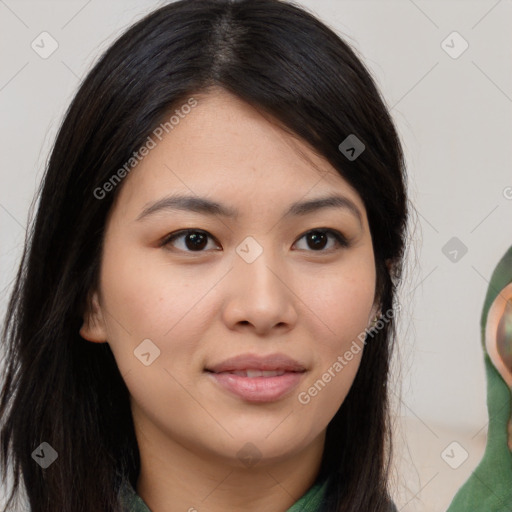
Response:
[118,476,329,512]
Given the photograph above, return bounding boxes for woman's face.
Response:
[81,87,377,468]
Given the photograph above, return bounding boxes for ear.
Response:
[80,290,108,343]
[367,302,381,327]
[370,259,392,322]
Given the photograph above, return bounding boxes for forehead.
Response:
[111,87,366,218]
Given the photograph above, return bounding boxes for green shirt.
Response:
[118,477,329,512]
[118,476,399,511]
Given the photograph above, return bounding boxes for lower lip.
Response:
[207,371,305,402]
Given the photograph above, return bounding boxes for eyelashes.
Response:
[161,229,219,252]
[160,228,350,254]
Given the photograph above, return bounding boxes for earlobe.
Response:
[368,304,381,328]
[79,290,108,343]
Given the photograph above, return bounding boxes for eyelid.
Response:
[160,228,350,253]
[159,229,220,251]
[294,228,349,251]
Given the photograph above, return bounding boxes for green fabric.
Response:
[446,245,512,511]
[118,476,329,512]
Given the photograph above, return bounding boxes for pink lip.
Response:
[207,372,305,402]
[206,353,306,373]
[205,353,307,402]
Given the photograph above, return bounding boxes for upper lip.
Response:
[206,353,307,373]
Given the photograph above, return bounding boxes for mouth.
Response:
[214,369,289,377]
[205,352,306,374]
[205,353,307,402]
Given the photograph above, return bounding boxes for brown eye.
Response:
[294,229,349,252]
[161,229,219,252]
[160,227,349,254]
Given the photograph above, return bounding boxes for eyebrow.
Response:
[135,193,363,227]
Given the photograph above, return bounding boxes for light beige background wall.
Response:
[1,1,511,510]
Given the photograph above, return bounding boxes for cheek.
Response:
[293,256,375,418]
[311,282,373,341]
[99,244,224,382]
[302,256,376,350]
[305,277,370,384]
[101,244,214,338]
[99,251,213,421]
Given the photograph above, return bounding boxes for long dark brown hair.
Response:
[0,1,408,510]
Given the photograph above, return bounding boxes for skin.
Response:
[80,87,379,512]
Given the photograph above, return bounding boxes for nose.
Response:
[221,247,298,335]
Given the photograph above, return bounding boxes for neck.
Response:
[134,417,325,512]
